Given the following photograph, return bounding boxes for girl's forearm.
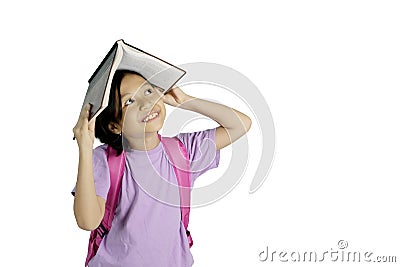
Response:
[73,149,103,231]
[179,96,251,130]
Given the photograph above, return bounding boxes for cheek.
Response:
[123,104,138,118]
[161,106,167,120]
[121,107,140,128]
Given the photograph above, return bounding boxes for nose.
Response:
[139,102,150,111]
[138,98,156,111]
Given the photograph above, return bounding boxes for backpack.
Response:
[84,133,193,266]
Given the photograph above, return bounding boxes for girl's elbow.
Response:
[76,219,100,231]
[73,208,101,231]
[242,116,252,132]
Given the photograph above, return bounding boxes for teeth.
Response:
[143,112,158,122]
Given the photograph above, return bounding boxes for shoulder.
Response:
[94,143,107,153]
[172,128,220,183]
[174,127,218,161]
[92,144,108,167]
[93,144,108,157]
[175,128,217,146]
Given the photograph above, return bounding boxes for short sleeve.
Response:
[71,145,111,201]
[176,127,220,185]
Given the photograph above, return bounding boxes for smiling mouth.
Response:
[142,110,160,123]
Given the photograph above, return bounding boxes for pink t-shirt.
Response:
[72,128,220,266]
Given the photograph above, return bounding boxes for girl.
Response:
[72,69,252,266]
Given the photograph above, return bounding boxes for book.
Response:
[81,39,186,123]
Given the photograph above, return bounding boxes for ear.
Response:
[108,122,122,135]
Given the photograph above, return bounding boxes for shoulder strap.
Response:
[103,146,126,228]
[159,133,193,247]
[85,146,125,267]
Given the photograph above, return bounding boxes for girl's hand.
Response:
[162,86,194,107]
[73,103,95,149]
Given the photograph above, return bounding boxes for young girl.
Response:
[72,69,252,266]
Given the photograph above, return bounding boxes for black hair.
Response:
[94,69,147,155]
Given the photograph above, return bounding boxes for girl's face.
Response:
[117,73,166,138]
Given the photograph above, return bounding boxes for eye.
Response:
[145,88,153,95]
[124,98,135,106]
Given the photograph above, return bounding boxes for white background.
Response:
[1,1,399,266]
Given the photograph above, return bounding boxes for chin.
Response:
[145,122,164,133]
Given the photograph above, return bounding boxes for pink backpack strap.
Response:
[158,134,193,247]
[103,146,126,229]
[85,146,126,267]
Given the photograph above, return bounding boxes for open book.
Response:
[81,39,186,123]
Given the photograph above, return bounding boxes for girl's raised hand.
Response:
[73,103,96,149]
[162,86,194,107]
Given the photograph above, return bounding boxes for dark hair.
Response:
[95,69,147,155]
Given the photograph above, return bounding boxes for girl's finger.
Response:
[78,105,89,125]
[88,116,96,131]
[77,104,90,126]
[83,103,91,117]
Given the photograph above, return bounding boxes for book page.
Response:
[117,42,185,92]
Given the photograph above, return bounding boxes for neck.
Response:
[124,132,160,151]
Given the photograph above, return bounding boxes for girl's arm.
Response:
[163,87,252,150]
[72,104,105,231]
